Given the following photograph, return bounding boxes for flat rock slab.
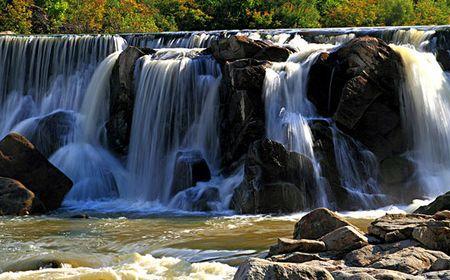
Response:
[269,238,326,256]
[234,258,333,280]
[320,226,368,252]
[332,267,422,280]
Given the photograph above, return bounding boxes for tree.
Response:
[377,0,414,26]
[322,0,379,27]
[414,0,450,25]
[63,0,106,33]
[1,0,33,34]
[103,0,158,33]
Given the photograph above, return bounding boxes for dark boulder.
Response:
[170,150,211,197]
[106,46,153,155]
[230,139,317,214]
[210,35,290,63]
[219,59,270,172]
[0,177,34,215]
[307,36,406,163]
[25,110,76,157]
[437,50,450,72]
[415,191,450,215]
[0,133,72,213]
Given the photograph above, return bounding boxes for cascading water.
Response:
[392,45,450,197]
[126,49,222,203]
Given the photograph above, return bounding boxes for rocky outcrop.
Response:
[0,133,72,213]
[219,59,270,171]
[415,191,450,215]
[170,150,211,197]
[234,258,333,280]
[230,139,317,214]
[307,37,405,163]
[210,35,290,63]
[106,46,153,155]
[233,208,450,279]
[294,208,353,240]
[0,177,34,215]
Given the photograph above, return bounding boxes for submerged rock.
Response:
[415,191,450,215]
[0,177,34,215]
[234,258,333,280]
[294,208,353,240]
[0,133,72,213]
[230,139,317,214]
[107,46,153,155]
[170,150,211,198]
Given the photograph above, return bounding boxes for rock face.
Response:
[233,208,450,279]
[294,208,353,240]
[219,59,270,171]
[230,139,317,214]
[0,133,72,213]
[0,177,34,215]
[106,46,152,155]
[170,150,211,197]
[210,35,290,63]
[234,258,333,280]
[307,37,406,175]
[25,110,76,157]
[415,191,450,215]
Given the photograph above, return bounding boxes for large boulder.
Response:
[234,258,333,280]
[0,133,72,212]
[307,36,406,163]
[210,35,290,63]
[332,267,422,280]
[0,177,34,215]
[106,46,153,155]
[294,208,353,240]
[230,139,317,214]
[415,191,450,215]
[219,59,270,171]
[412,225,450,254]
[170,150,211,197]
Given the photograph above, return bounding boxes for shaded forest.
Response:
[0,0,449,34]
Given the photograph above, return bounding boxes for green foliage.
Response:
[0,0,449,34]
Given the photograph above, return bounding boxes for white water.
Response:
[392,45,450,198]
[126,49,222,202]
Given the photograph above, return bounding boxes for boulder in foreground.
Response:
[0,177,34,215]
[0,133,72,213]
[415,191,450,215]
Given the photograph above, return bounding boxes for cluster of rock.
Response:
[0,133,72,215]
[235,207,450,279]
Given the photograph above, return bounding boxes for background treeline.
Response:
[1,0,449,34]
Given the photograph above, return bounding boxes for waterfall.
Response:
[0,35,126,137]
[126,49,221,202]
[126,32,220,48]
[392,45,450,197]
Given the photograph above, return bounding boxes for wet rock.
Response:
[423,270,450,279]
[70,214,90,219]
[415,191,450,215]
[437,49,450,72]
[25,110,76,157]
[0,133,72,213]
[3,259,64,272]
[344,239,421,267]
[294,208,353,240]
[230,139,317,214]
[0,177,34,215]
[307,36,405,163]
[268,238,326,256]
[320,226,368,252]
[192,187,220,211]
[219,59,270,171]
[171,186,220,212]
[107,46,153,155]
[332,267,421,280]
[170,150,211,197]
[234,258,334,280]
[211,35,290,63]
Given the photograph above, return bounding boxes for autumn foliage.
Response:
[0,0,449,34]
